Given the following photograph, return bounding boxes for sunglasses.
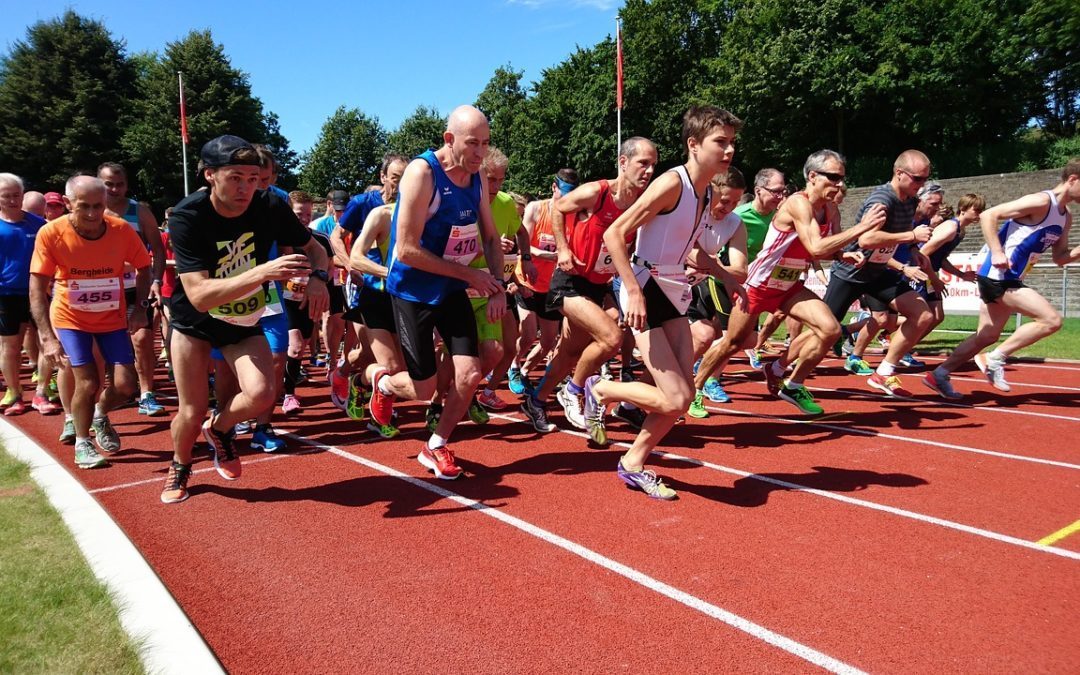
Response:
[758,186,785,198]
[816,171,846,184]
[900,169,929,183]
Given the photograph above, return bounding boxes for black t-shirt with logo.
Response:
[168,189,311,328]
[831,183,917,283]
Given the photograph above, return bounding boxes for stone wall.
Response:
[834,169,1080,317]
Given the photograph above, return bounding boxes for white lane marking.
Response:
[947,375,1080,393]
[489,413,1080,562]
[89,454,292,494]
[280,432,867,675]
[0,418,223,675]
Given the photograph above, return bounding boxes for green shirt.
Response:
[733,202,776,263]
[470,191,522,278]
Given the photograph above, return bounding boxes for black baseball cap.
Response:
[329,190,349,209]
[200,135,260,169]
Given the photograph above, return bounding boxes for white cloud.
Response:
[508,0,619,11]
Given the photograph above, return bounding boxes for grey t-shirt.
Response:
[831,183,916,282]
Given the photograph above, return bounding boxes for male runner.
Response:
[736,168,786,368]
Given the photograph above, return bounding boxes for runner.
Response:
[695,150,887,415]
[307,190,350,381]
[822,150,936,397]
[161,135,328,503]
[98,162,168,416]
[925,159,1080,398]
[364,105,505,480]
[331,153,409,269]
[519,137,658,437]
[510,169,578,395]
[29,176,151,469]
[580,106,739,499]
[0,173,57,416]
[736,168,786,368]
[43,191,65,221]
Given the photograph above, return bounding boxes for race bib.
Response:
[67,277,121,313]
[651,268,693,315]
[443,223,480,265]
[766,257,807,291]
[283,277,307,301]
[538,233,557,253]
[501,254,519,282]
[1021,253,1040,279]
[122,265,137,290]
[209,290,266,327]
[869,245,897,264]
[592,242,615,275]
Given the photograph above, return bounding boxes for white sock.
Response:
[377,374,393,396]
[876,361,896,378]
[93,404,106,420]
[428,434,446,450]
[75,436,90,445]
[988,349,1005,363]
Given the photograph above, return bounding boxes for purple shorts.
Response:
[55,328,135,368]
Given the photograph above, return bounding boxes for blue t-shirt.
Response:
[309,213,337,239]
[386,150,482,304]
[268,185,290,203]
[0,211,46,293]
[338,191,385,236]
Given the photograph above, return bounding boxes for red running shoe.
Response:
[367,369,395,427]
[417,446,463,480]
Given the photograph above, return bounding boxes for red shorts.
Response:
[745,282,804,316]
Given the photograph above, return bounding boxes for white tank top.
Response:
[630,165,709,274]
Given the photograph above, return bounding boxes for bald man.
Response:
[823,149,936,397]
[365,105,505,480]
[22,191,46,218]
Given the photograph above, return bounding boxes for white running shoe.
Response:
[974,353,1011,392]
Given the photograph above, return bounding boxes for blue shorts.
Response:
[56,328,134,368]
[210,311,288,360]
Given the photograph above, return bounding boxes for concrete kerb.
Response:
[0,417,223,675]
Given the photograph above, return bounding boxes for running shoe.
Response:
[203,417,241,480]
[922,370,963,400]
[702,378,730,403]
[346,374,367,421]
[74,439,108,469]
[507,368,527,396]
[687,390,709,419]
[745,349,764,370]
[556,385,586,430]
[2,398,25,417]
[600,362,613,381]
[425,404,442,434]
[619,366,637,383]
[58,417,76,445]
[367,421,401,439]
[841,333,856,357]
[47,376,59,402]
[468,397,490,424]
[617,460,677,500]
[418,445,463,480]
[877,332,891,350]
[611,403,646,430]
[477,389,508,411]
[583,375,607,446]
[898,352,926,369]
[520,395,555,433]
[137,391,165,416]
[845,355,873,375]
[329,366,350,410]
[974,352,1011,392]
[281,394,302,416]
[32,394,61,416]
[831,336,844,358]
[31,369,39,384]
[234,420,253,435]
[763,364,784,397]
[160,461,192,504]
[296,366,309,385]
[777,383,824,415]
[251,424,286,453]
[3,388,20,410]
[867,373,912,398]
[90,416,121,453]
[368,369,395,427]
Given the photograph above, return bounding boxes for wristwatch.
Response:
[309,269,330,283]
[521,253,532,261]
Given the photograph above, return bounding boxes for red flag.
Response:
[616,23,624,110]
[179,74,189,145]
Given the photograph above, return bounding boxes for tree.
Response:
[263,111,299,190]
[386,105,445,159]
[475,65,528,158]
[0,11,135,190]
[122,30,272,210]
[299,106,388,196]
[1022,0,1080,138]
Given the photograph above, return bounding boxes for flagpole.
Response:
[616,18,623,166]
[178,72,190,195]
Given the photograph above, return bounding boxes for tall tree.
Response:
[1021,0,1080,138]
[386,105,445,159]
[263,111,299,190]
[475,65,528,159]
[0,11,135,189]
[122,29,271,209]
[299,106,388,196]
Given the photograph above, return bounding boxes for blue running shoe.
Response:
[138,391,165,416]
[702,378,730,403]
[251,424,286,453]
[898,352,926,369]
[744,349,763,370]
[508,367,527,396]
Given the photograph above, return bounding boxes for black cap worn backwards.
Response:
[200,135,260,169]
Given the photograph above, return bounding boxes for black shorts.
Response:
[860,293,897,314]
[392,291,478,381]
[355,286,396,333]
[171,316,264,349]
[686,278,733,330]
[546,269,609,312]
[283,298,315,339]
[636,277,684,331]
[516,289,562,322]
[505,290,519,322]
[977,276,1025,304]
[825,272,912,321]
[328,284,345,315]
[123,288,155,327]
[0,294,32,336]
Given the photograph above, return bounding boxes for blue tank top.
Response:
[977,190,1066,281]
[385,150,483,304]
[924,218,964,272]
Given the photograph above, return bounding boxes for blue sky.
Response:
[1,0,622,154]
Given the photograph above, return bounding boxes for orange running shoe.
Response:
[367,369,395,427]
[417,445,462,480]
[203,417,241,480]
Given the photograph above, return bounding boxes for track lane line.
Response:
[1037,519,1080,547]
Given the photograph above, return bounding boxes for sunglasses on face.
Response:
[900,169,929,183]
[816,171,846,184]
[758,186,785,198]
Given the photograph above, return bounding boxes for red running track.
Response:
[5,355,1079,673]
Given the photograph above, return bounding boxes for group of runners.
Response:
[2,103,1078,503]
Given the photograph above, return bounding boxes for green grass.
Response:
[0,445,144,674]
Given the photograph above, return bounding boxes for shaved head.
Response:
[23,191,46,217]
[894,149,930,172]
[65,175,107,201]
[446,105,489,137]
[442,104,491,175]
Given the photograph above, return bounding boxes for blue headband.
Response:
[555,177,576,196]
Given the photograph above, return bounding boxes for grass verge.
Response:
[0,444,144,673]
[909,315,1080,360]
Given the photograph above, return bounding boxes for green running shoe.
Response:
[346,374,367,421]
[467,397,489,425]
[74,439,108,469]
[844,356,873,375]
[778,383,824,415]
[687,390,709,419]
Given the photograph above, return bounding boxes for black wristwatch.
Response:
[521,253,532,261]
[309,269,330,283]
